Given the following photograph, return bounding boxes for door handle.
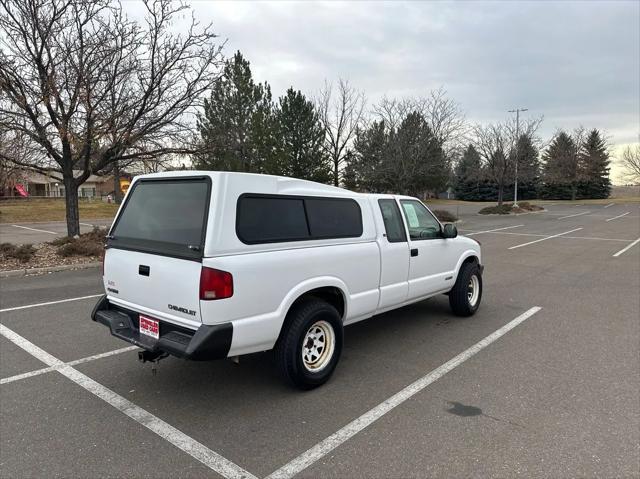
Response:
[410,248,419,257]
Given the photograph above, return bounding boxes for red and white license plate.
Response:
[139,315,159,340]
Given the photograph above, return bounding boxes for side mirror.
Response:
[442,223,458,239]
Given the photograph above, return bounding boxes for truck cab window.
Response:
[378,199,407,242]
[400,200,441,240]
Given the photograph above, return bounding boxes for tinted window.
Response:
[236,195,363,244]
[400,200,441,240]
[110,179,210,258]
[237,196,309,243]
[378,199,407,242]
[305,198,363,238]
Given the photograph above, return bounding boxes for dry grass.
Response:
[0,198,118,223]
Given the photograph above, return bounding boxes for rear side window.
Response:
[305,198,362,238]
[236,194,363,244]
[236,196,309,243]
[109,178,210,259]
[378,199,407,242]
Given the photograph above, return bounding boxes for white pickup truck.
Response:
[92,171,483,389]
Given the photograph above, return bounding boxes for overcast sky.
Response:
[127,0,639,181]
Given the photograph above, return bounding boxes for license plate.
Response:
[139,315,159,340]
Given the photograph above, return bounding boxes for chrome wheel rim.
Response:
[467,275,480,307]
[301,320,335,373]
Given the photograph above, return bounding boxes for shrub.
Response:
[57,237,103,257]
[0,243,36,263]
[0,242,16,254]
[81,226,108,242]
[13,244,36,263]
[50,236,74,246]
[478,205,512,215]
[432,209,458,223]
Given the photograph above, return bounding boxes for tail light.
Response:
[101,253,105,276]
[199,267,233,300]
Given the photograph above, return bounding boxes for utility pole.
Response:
[508,108,528,207]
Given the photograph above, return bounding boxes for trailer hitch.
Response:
[138,350,169,375]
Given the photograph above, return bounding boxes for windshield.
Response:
[109,178,210,259]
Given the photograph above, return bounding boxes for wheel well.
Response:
[291,287,345,320]
[462,255,479,268]
[276,287,346,347]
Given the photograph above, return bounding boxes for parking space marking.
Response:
[0,294,103,313]
[11,224,57,234]
[0,323,258,479]
[604,203,614,208]
[605,212,630,222]
[266,307,542,479]
[1,346,138,385]
[80,222,95,227]
[508,228,583,250]
[461,229,633,243]
[465,225,524,236]
[557,211,590,220]
[613,238,640,257]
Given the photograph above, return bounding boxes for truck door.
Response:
[399,199,456,299]
[376,199,410,310]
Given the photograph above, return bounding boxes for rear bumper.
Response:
[91,295,232,361]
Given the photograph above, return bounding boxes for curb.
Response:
[0,262,101,278]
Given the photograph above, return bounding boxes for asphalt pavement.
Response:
[1,202,639,478]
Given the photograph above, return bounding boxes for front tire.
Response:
[275,298,343,390]
[449,262,482,317]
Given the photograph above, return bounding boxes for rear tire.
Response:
[449,262,482,317]
[275,298,343,390]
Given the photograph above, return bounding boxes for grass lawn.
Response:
[0,198,119,223]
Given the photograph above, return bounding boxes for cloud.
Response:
[124,0,639,177]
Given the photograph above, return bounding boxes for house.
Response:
[1,169,110,198]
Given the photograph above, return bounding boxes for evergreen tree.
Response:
[275,88,330,183]
[578,129,611,199]
[454,144,482,200]
[196,51,276,173]
[393,112,448,196]
[512,134,540,200]
[350,121,390,192]
[542,131,579,199]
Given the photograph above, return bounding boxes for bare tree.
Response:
[371,95,413,132]
[318,79,366,187]
[620,143,640,183]
[472,123,511,205]
[414,87,468,156]
[372,88,467,156]
[0,0,223,235]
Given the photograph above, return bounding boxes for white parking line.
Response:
[0,324,257,479]
[508,228,583,250]
[11,224,57,234]
[604,203,615,208]
[266,306,542,479]
[613,238,640,257]
[80,222,95,227]
[605,212,630,222]
[465,225,524,236]
[557,211,590,220]
[460,229,633,243]
[0,294,103,313]
[0,346,138,385]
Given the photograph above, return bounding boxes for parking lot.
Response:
[0,219,114,245]
[1,202,639,478]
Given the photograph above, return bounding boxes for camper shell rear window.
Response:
[108,177,211,260]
